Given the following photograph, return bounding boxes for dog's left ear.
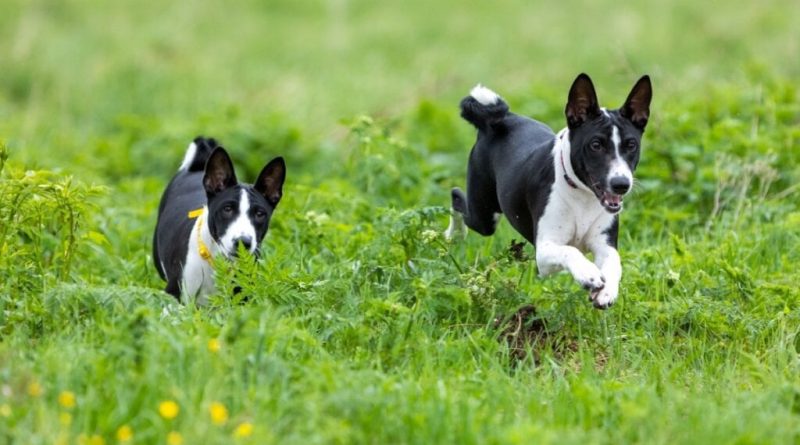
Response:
[204,148,238,197]
[620,75,652,130]
[255,157,286,206]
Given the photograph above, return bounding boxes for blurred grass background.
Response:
[1,0,798,172]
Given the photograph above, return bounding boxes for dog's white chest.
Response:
[181,212,217,304]
[538,186,613,251]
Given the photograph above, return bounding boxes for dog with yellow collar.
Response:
[153,137,286,303]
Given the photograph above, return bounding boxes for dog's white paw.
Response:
[590,283,618,309]
[444,211,467,242]
[571,261,606,292]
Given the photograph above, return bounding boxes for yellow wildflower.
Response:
[167,431,183,445]
[209,401,229,425]
[159,400,180,419]
[207,338,221,353]
[0,404,11,417]
[233,422,254,438]
[58,391,76,409]
[27,381,43,397]
[116,425,133,442]
[59,412,72,426]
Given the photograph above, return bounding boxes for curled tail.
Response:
[179,136,222,172]
[460,84,509,133]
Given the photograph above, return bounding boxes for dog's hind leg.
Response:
[447,172,502,240]
[445,189,468,241]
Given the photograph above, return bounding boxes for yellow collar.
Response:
[188,208,212,263]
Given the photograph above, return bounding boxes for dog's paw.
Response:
[572,262,605,292]
[589,285,618,310]
[444,209,467,242]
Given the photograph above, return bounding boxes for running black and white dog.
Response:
[153,137,286,303]
[446,74,652,309]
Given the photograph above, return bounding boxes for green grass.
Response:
[1,0,800,444]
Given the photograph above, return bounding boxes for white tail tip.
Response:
[178,142,198,171]
[470,84,500,106]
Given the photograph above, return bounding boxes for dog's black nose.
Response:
[610,176,631,195]
[235,236,253,250]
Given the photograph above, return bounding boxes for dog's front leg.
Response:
[535,240,606,293]
[588,242,621,309]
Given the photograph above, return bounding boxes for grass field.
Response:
[1,0,800,444]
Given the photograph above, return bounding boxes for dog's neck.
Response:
[191,207,220,263]
[552,129,614,226]
[555,129,590,195]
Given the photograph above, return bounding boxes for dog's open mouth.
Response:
[589,178,625,213]
[588,183,621,214]
[600,191,623,213]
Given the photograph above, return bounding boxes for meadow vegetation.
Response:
[1,0,799,443]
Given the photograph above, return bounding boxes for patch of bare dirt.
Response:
[494,304,548,363]
[494,305,606,372]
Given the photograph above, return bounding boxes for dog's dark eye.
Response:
[222,205,235,215]
[254,210,267,220]
[590,139,603,152]
[624,139,638,151]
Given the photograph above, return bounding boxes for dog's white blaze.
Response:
[608,125,632,186]
[611,124,621,148]
[219,189,258,255]
[470,84,500,106]
[178,142,198,171]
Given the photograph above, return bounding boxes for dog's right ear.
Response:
[203,148,238,196]
[565,73,601,129]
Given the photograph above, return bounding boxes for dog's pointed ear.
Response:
[255,157,285,206]
[620,75,652,130]
[203,148,238,196]
[565,73,601,129]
